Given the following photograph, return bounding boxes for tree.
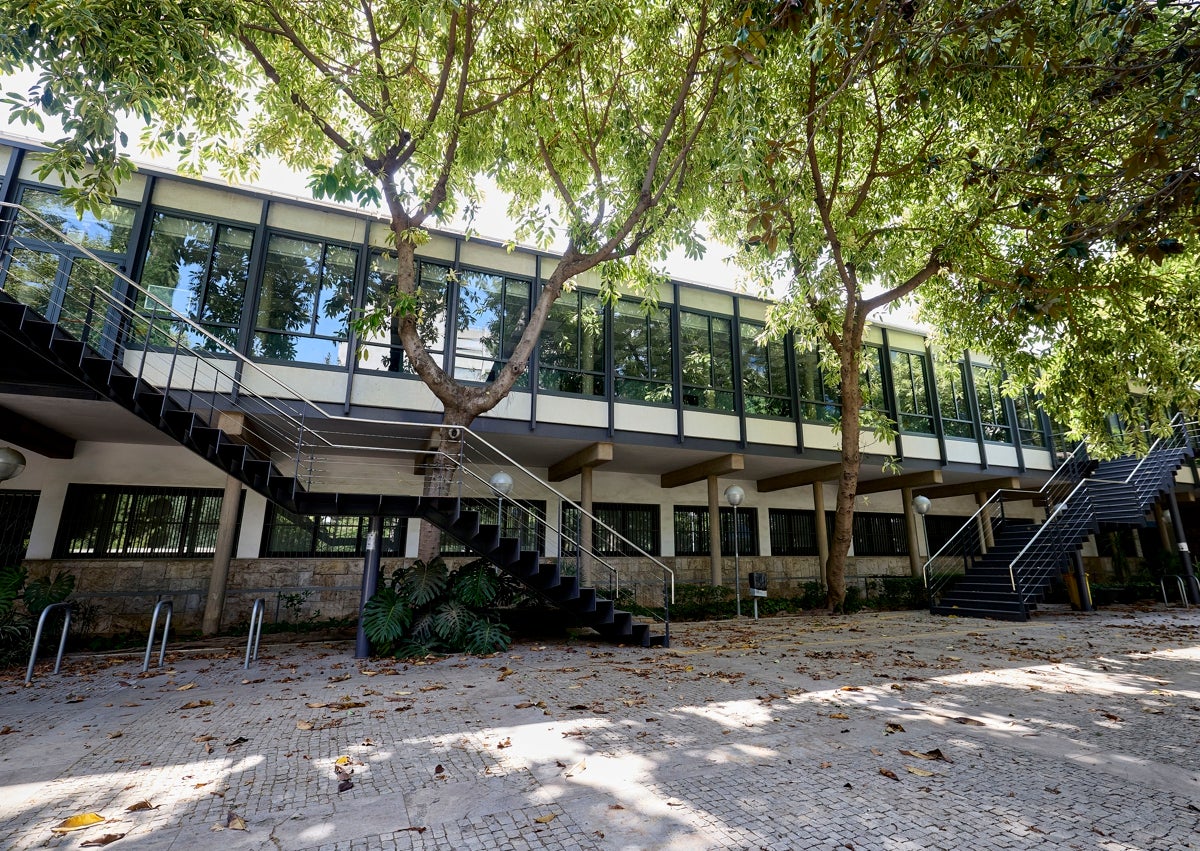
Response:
[718,0,1200,610]
[3,0,737,559]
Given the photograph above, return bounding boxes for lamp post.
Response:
[489,471,514,535]
[913,495,932,586]
[725,485,745,617]
[0,447,26,482]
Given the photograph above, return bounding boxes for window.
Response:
[359,254,451,373]
[971,363,1012,442]
[740,321,792,417]
[673,506,758,556]
[561,503,660,557]
[935,359,975,439]
[861,344,887,412]
[679,311,735,411]
[441,499,546,555]
[261,506,407,557]
[796,347,840,423]
[539,289,605,396]
[851,512,909,557]
[452,269,530,384]
[54,485,237,558]
[0,490,39,566]
[253,234,358,365]
[923,514,973,555]
[891,349,935,434]
[612,298,673,404]
[1012,387,1047,447]
[3,187,135,337]
[140,212,253,351]
[768,508,832,556]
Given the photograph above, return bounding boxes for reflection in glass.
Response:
[539,289,605,396]
[680,311,734,411]
[740,321,791,418]
[612,298,672,404]
[453,270,529,384]
[360,254,450,373]
[891,349,935,434]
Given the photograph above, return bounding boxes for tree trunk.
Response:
[826,342,865,612]
[416,406,476,563]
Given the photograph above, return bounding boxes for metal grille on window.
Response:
[261,505,407,557]
[673,506,758,556]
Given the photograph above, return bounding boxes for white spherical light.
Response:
[0,447,26,482]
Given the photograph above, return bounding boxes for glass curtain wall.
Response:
[971,363,1013,442]
[452,270,530,385]
[935,359,976,438]
[890,349,936,434]
[740,321,792,417]
[539,288,605,396]
[679,310,735,411]
[360,253,451,373]
[612,298,673,404]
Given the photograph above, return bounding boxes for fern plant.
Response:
[362,558,512,658]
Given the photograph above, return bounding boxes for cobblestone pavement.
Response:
[3,607,1200,850]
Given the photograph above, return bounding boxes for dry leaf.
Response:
[828,712,850,720]
[608,804,625,810]
[434,764,444,775]
[338,779,354,792]
[51,813,106,834]
[227,812,247,830]
[125,801,157,812]
[225,737,249,748]
[496,737,512,749]
[180,700,213,710]
[534,813,557,824]
[879,768,899,781]
[497,667,515,681]
[564,758,586,777]
[905,766,935,777]
[81,834,126,847]
[192,735,215,743]
[296,720,314,731]
[819,762,832,769]
[870,747,884,756]
[884,723,905,735]
[951,716,985,726]
[335,756,352,766]
[177,683,196,691]
[328,673,352,683]
[1101,712,1123,722]
[0,726,18,734]
[107,731,123,739]
[306,702,328,709]
[840,686,863,692]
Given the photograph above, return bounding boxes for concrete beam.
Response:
[661,453,744,489]
[0,404,75,459]
[915,476,1024,501]
[756,463,842,494]
[855,469,943,495]
[549,442,614,482]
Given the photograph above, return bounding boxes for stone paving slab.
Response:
[3,607,1200,850]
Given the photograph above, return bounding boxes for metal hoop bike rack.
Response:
[24,602,73,686]
[244,598,266,669]
[1160,574,1190,608]
[142,599,173,672]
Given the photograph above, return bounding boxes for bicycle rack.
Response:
[142,599,173,672]
[1160,574,1190,609]
[244,598,265,669]
[24,602,72,686]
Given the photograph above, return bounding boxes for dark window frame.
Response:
[260,504,408,558]
[673,505,759,556]
[561,502,661,557]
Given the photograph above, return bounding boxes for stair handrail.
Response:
[1038,438,1092,501]
[1005,478,1089,593]
[1121,412,1187,488]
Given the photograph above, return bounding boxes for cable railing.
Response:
[923,412,1196,610]
[0,202,673,632]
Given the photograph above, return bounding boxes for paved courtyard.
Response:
[2,606,1199,850]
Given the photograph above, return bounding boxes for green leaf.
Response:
[361,587,411,645]
[400,558,448,607]
[0,565,27,614]
[464,619,511,655]
[433,600,474,642]
[451,560,500,607]
[23,572,74,617]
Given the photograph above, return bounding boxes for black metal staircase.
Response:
[0,202,672,648]
[927,418,1194,621]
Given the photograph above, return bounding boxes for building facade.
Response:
[0,135,1192,633]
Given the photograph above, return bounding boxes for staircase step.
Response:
[47,334,87,368]
[630,623,652,648]
[543,575,580,603]
[595,610,633,639]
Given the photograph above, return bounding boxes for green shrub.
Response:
[864,576,929,611]
[362,558,513,658]
[668,581,832,621]
[0,564,76,665]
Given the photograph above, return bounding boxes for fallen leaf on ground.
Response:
[329,701,367,711]
[899,748,952,762]
[180,701,213,710]
[126,801,157,812]
[225,811,247,830]
[905,766,935,777]
[951,716,985,726]
[107,731,123,739]
[335,756,352,766]
[534,813,557,824]
[338,779,354,792]
[328,673,352,683]
[884,723,905,735]
[51,813,106,834]
[828,712,850,720]
[0,726,18,734]
[226,737,249,748]
[297,720,314,730]
[1101,712,1123,722]
[879,769,899,781]
[81,833,126,847]
[840,686,863,692]
[434,764,444,775]
[497,667,515,681]
[177,683,196,691]
[496,737,512,749]
[306,702,328,708]
[608,804,625,810]
[819,762,832,769]
[564,758,586,777]
[192,735,215,743]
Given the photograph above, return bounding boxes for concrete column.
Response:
[708,475,722,586]
[813,482,829,589]
[976,490,994,551]
[1153,502,1174,552]
[579,466,594,587]
[355,514,384,659]
[1165,491,1200,603]
[202,475,243,636]
[902,487,922,578]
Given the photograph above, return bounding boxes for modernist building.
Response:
[0,134,1194,635]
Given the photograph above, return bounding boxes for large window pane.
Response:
[796,347,840,423]
[935,358,975,439]
[612,298,673,404]
[253,234,358,365]
[673,506,758,556]
[16,187,134,252]
[1012,386,1047,447]
[539,289,605,396]
[561,503,660,556]
[740,321,791,418]
[851,512,909,557]
[971,363,1012,442]
[861,344,886,412]
[140,212,253,351]
[453,270,530,384]
[261,505,406,557]
[680,311,735,411]
[891,349,935,434]
[360,254,450,373]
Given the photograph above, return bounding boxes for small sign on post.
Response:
[748,572,767,619]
